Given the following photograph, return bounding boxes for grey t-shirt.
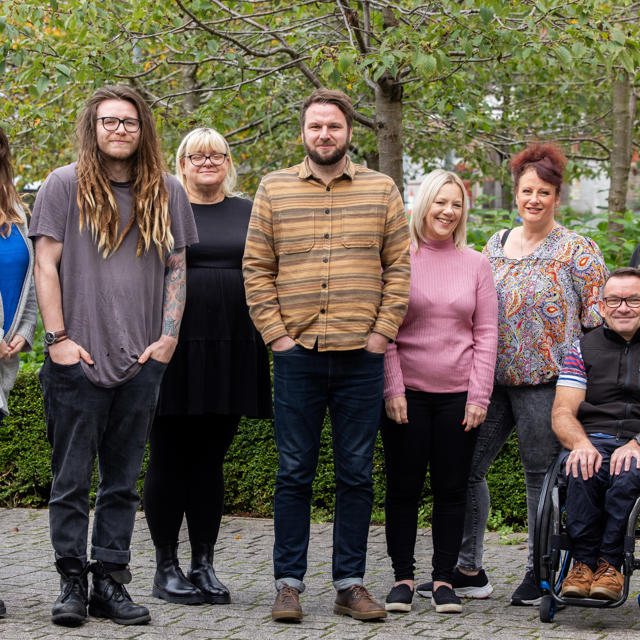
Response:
[29,162,198,387]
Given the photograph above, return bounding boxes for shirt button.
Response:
[323,258,328,263]
[320,308,326,313]
[324,233,329,239]
[326,186,330,191]
[325,209,329,214]
[322,283,327,288]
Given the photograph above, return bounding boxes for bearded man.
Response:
[30,85,197,627]
[243,88,410,622]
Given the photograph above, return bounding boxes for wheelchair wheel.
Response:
[539,594,555,622]
[534,456,563,587]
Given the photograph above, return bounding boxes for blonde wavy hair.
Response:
[175,127,241,198]
[75,85,173,259]
[409,169,469,250]
[0,126,25,237]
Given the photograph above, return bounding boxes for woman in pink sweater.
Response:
[382,170,497,614]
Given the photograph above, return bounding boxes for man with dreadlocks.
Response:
[29,85,197,627]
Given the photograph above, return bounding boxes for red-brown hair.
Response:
[510,142,567,195]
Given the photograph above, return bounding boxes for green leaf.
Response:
[337,52,354,74]
[479,7,493,24]
[555,45,572,67]
[414,52,436,76]
[36,76,49,96]
[54,63,71,77]
[611,29,626,46]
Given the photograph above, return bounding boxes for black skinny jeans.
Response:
[143,413,240,547]
[381,389,476,584]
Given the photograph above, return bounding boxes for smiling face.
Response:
[181,147,229,198]
[599,275,640,341]
[423,182,464,242]
[95,99,140,162]
[301,102,352,167]
[515,167,559,229]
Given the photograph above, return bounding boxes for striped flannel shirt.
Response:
[242,157,410,351]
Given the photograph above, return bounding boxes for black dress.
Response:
[156,197,271,418]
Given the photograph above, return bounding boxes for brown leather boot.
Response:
[560,560,594,598]
[589,559,623,601]
[271,585,303,622]
[333,584,387,620]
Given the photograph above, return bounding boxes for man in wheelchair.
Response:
[552,266,640,602]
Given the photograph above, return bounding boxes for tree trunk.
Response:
[182,65,200,115]
[374,77,404,199]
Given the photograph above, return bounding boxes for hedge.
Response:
[1,369,527,529]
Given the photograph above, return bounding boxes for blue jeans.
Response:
[272,345,384,592]
[562,437,640,570]
[39,356,167,564]
[457,384,559,572]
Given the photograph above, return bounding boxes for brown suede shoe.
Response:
[272,585,303,622]
[589,559,623,601]
[560,560,594,598]
[334,584,387,620]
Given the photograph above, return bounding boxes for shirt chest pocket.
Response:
[340,207,382,248]
[274,209,316,255]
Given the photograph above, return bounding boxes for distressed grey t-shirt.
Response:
[29,162,198,387]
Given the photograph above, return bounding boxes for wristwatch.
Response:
[44,329,68,346]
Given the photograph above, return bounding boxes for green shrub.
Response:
[2,369,527,529]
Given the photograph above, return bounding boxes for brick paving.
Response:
[0,508,639,639]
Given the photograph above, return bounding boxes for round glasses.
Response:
[603,296,640,309]
[185,153,227,167]
[97,117,141,133]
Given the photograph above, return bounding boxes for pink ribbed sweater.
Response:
[383,236,498,408]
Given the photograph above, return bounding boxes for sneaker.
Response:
[510,569,542,606]
[431,585,462,613]
[416,568,493,599]
[272,585,303,622]
[384,583,413,612]
[560,561,594,598]
[334,584,387,620]
[589,559,623,601]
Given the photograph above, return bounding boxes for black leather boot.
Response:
[152,545,205,604]
[51,557,90,626]
[188,542,231,604]
[0,597,5,617]
[88,561,150,625]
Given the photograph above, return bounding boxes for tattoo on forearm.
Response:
[162,249,186,338]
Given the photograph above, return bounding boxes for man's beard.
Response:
[304,140,348,166]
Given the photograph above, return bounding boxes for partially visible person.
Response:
[417,142,608,607]
[243,88,410,622]
[0,126,37,617]
[382,170,497,614]
[143,127,271,606]
[553,267,640,601]
[30,85,197,627]
[629,243,640,268]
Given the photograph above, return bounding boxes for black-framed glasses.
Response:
[97,117,141,133]
[603,296,640,309]
[184,153,227,167]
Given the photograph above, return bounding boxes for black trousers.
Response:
[143,413,240,547]
[381,389,476,583]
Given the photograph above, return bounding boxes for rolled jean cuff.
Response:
[91,545,131,564]
[55,552,87,564]
[276,577,305,593]
[333,576,363,592]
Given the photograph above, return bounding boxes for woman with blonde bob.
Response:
[143,127,271,606]
[381,169,497,614]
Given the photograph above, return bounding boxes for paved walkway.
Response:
[0,508,639,639]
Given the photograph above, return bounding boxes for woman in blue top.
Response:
[0,128,37,616]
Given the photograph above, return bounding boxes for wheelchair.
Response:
[533,454,640,623]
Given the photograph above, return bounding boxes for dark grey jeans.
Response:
[457,384,559,573]
[39,357,167,564]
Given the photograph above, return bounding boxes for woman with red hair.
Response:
[416,142,608,607]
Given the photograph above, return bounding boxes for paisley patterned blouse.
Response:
[483,225,608,386]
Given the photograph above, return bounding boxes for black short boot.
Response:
[188,542,230,604]
[51,558,90,627]
[0,597,5,617]
[152,545,205,605]
[88,561,150,625]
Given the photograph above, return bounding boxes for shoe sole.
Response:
[51,612,86,627]
[561,586,589,598]
[88,605,150,625]
[152,584,206,605]
[589,588,621,601]
[333,604,387,620]
[384,601,411,612]
[202,592,231,605]
[272,609,303,622]
[431,597,462,614]
[510,596,541,606]
[417,584,493,599]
